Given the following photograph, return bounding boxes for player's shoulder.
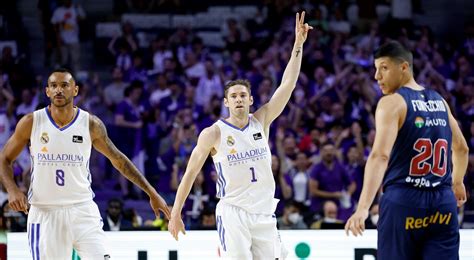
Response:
[200,124,220,140]
[13,113,34,139]
[88,114,107,137]
[377,93,406,111]
[17,113,34,127]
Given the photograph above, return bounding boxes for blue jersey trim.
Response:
[219,117,250,131]
[45,107,81,131]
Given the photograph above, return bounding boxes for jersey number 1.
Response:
[409,138,448,177]
[250,167,257,182]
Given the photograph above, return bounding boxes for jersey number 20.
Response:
[409,138,448,177]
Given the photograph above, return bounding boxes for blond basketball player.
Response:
[168,12,312,259]
[0,68,171,259]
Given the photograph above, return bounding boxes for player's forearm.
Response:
[280,45,303,88]
[171,170,198,216]
[0,156,20,193]
[356,153,388,211]
[113,157,155,196]
[347,182,357,195]
[311,189,339,199]
[452,147,469,184]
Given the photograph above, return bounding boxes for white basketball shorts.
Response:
[216,201,288,259]
[27,200,109,260]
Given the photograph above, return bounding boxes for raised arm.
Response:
[444,100,469,207]
[345,94,406,236]
[0,114,33,214]
[89,115,170,219]
[254,11,312,128]
[168,125,219,240]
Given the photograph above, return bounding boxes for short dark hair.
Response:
[224,79,251,98]
[50,68,75,80]
[108,198,123,208]
[124,80,144,97]
[374,41,413,72]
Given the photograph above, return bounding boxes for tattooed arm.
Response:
[253,11,312,128]
[89,115,170,218]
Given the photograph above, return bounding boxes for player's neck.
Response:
[227,114,249,129]
[400,77,423,91]
[48,105,77,127]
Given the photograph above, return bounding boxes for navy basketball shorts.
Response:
[377,189,459,260]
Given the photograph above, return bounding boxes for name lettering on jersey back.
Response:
[411,100,446,112]
[37,153,84,166]
[405,211,452,230]
[227,147,268,166]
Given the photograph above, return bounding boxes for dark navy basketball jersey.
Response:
[383,87,452,192]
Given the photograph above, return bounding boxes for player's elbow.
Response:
[453,141,469,156]
[0,153,13,166]
[368,150,390,162]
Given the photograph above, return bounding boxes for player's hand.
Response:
[452,182,467,207]
[149,192,171,220]
[294,11,313,46]
[345,209,368,237]
[168,213,186,241]
[8,187,28,215]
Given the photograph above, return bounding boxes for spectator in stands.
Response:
[114,81,145,199]
[113,41,133,73]
[271,155,292,216]
[51,0,86,72]
[128,53,148,82]
[103,199,133,231]
[309,143,356,220]
[15,88,38,117]
[310,201,344,229]
[108,22,138,62]
[151,36,173,74]
[184,51,205,82]
[277,201,308,230]
[282,151,312,209]
[0,83,14,148]
[195,58,223,108]
[197,207,216,230]
[37,0,57,67]
[104,67,128,110]
[122,208,143,228]
[328,7,351,35]
[149,73,171,107]
[346,145,366,202]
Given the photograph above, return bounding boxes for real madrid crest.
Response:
[226,136,235,146]
[40,132,49,144]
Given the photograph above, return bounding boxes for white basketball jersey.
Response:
[212,115,277,214]
[29,107,94,207]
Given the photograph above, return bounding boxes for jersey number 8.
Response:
[56,169,65,186]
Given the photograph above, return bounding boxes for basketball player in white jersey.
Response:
[0,68,171,259]
[169,12,312,259]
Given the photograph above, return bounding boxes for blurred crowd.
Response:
[0,0,473,233]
